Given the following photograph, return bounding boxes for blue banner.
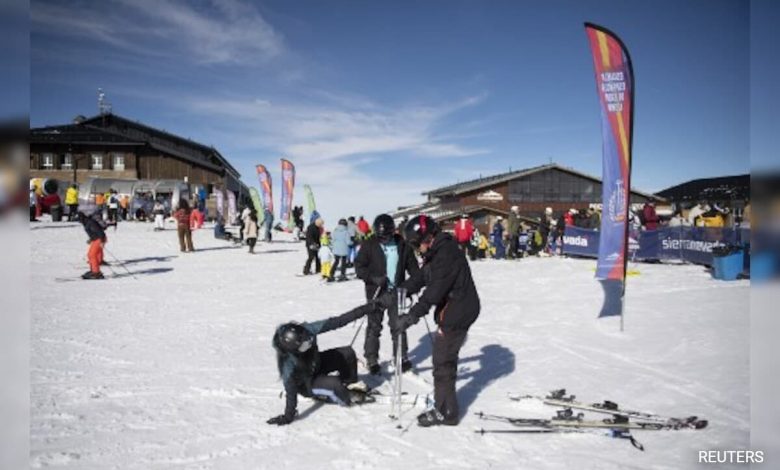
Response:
[563,226,750,267]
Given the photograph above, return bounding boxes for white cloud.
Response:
[32,0,284,65]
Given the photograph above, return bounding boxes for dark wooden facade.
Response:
[425,164,663,220]
[30,113,249,197]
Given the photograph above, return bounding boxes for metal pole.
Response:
[103,245,137,280]
[349,285,382,348]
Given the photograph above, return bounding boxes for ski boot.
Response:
[367,363,381,376]
[400,358,413,373]
[82,271,104,280]
[417,409,458,427]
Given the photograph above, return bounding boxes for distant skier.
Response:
[330,218,352,282]
[355,214,420,375]
[245,210,259,254]
[302,218,323,275]
[153,199,166,231]
[318,232,334,281]
[78,211,107,279]
[174,199,194,252]
[491,217,505,259]
[267,302,379,426]
[65,183,79,221]
[386,214,480,427]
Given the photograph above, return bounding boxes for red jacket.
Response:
[174,209,191,227]
[642,204,659,231]
[453,218,474,243]
[564,213,574,226]
[189,209,204,229]
[357,219,370,235]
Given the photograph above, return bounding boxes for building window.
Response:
[61,153,73,170]
[91,153,104,170]
[42,153,54,169]
[112,153,125,171]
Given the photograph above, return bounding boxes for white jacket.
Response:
[318,246,334,264]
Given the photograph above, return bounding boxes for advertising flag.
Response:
[249,188,266,224]
[227,191,237,225]
[280,159,295,230]
[585,23,634,282]
[255,164,273,213]
[304,184,319,223]
[215,188,225,220]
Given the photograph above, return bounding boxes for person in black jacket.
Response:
[354,214,420,375]
[387,214,480,427]
[302,217,324,275]
[78,211,107,279]
[267,302,378,426]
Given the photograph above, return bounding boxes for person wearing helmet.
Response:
[267,302,379,426]
[78,210,107,279]
[354,214,420,375]
[389,214,480,427]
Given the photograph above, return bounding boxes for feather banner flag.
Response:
[280,159,295,230]
[585,22,635,323]
[255,164,273,214]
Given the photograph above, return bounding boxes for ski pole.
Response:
[103,245,137,280]
[349,285,382,348]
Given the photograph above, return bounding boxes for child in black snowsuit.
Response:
[267,302,378,426]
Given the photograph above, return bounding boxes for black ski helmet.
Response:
[404,214,439,248]
[273,322,314,354]
[373,214,395,242]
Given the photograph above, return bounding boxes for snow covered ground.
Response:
[31,219,750,469]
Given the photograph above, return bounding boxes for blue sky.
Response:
[28,0,762,219]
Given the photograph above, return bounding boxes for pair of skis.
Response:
[475,389,708,451]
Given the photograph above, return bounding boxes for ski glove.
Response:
[375,291,395,310]
[397,313,419,331]
[267,414,294,426]
[371,275,388,288]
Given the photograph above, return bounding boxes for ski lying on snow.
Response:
[476,412,695,431]
[279,390,429,407]
[508,389,708,430]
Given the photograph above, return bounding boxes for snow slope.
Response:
[30,220,749,469]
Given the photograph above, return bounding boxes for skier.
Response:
[107,190,120,227]
[346,216,358,266]
[245,210,259,254]
[267,302,379,426]
[386,214,480,427]
[65,183,79,221]
[302,218,323,275]
[355,214,420,375]
[453,214,473,255]
[263,208,274,242]
[152,199,166,231]
[356,216,370,239]
[491,217,505,259]
[507,206,521,259]
[78,211,107,279]
[330,218,352,282]
[318,232,334,281]
[174,199,194,252]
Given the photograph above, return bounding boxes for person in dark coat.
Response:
[78,211,107,279]
[267,302,379,426]
[303,218,324,275]
[355,214,420,374]
[383,214,480,427]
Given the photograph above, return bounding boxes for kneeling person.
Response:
[268,303,378,426]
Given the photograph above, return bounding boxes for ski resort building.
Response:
[30,113,250,198]
[655,174,750,207]
[393,163,663,232]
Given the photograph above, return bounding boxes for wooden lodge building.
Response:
[393,163,664,232]
[30,113,250,198]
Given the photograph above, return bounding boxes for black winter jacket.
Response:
[305,223,321,251]
[82,215,106,242]
[354,234,420,300]
[275,303,375,420]
[401,233,480,331]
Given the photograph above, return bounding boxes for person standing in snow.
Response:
[152,199,166,231]
[174,199,194,252]
[453,214,474,256]
[506,206,521,259]
[78,211,107,279]
[330,218,352,282]
[107,190,120,227]
[65,183,79,221]
[381,214,480,427]
[267,302,380,426]
[245,210,259,254]
[642,202,660,231]
[346,216,358,267]
[303,218,324,275]
[355,214,420,375]
[318,232,334,281]
[491,217,505,259]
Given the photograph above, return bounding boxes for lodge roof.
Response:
[424,163,662,201]
[30,113,241,178]
[655,174,750,202]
